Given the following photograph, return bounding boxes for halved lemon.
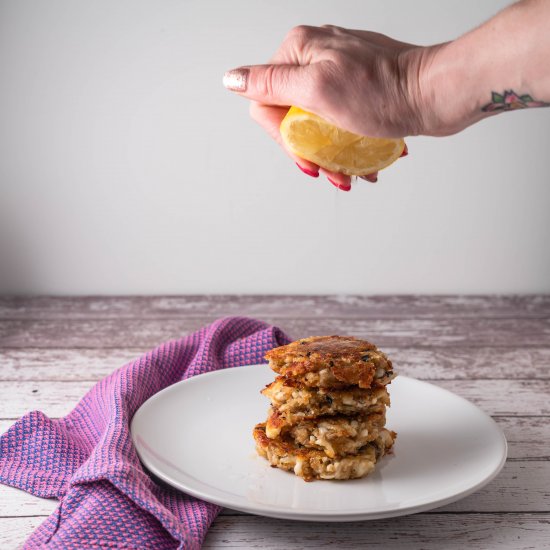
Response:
[280,106,405,176]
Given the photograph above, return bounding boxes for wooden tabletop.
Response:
[1,295,549,549]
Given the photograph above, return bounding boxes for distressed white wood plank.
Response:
[435,379,550,416]
[0,484,57,517]
[2,295,549,320]
[0,380,94,418]
[0,463,548,520]
[0,464,547,546]
[2,347,549,382]
[391,347,550,380]
[0,349,146,381]
[440,460,550,512]
[2,513,548,550]
[2,317,550,348]
[493,416,550,460]
[0,517,46,550]
[203,514,550,549]
[0,420,16,436]
[0,463,548,517]
[1,379,548,419]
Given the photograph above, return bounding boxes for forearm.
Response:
[417,0,550,136]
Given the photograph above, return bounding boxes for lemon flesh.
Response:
[280,106,405,176]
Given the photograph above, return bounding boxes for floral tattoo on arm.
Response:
[482,90,550,112]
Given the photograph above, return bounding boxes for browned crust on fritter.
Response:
[261,377,390,437]
[265,408,286,437]
[254,422,395,459]
[260,376,390,408]
[265,399,388,438]
[253,423,396,481]
[265,336,394,389]
[255,422,326,460]
[289,412,387,457]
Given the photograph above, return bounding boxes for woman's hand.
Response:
[224,25,433,190]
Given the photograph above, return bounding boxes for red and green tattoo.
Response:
[482,90,550,112]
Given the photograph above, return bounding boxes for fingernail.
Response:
[296,163,319,178]
[400,144,408,157]
[327,176,351,191]
[223,68,249,92]
[360,174,378,183]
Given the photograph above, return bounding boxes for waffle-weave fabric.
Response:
[0,317,290,549]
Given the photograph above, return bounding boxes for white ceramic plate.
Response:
[131,365,507,522]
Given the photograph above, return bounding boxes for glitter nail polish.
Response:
[223,68,249,92]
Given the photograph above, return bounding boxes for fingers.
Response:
[223,26,331,106]
[359,172,379,183]
[249,102,320,176]
[321,169,352,191]
[223,63,310,107]
[296,163,320,178]
[248,102,286,145]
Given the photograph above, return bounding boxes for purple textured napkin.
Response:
[0,317,290,549]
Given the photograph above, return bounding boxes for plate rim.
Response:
[131,366,508,522]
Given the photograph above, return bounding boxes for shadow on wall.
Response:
[0,204,37,295]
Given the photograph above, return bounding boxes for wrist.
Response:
[395,44,451,137]
[421,41,487,137]
[400,43,473,137]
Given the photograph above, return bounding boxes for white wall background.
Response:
[1,0,549,295]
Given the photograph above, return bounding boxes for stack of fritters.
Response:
[253,335,396,481]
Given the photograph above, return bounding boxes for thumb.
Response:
[223,64,309,106]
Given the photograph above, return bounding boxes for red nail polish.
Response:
[400,144,408,157]
[327,176,351,191]
[296,163,319,178]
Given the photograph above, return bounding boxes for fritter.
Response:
[265,335,394,389]
[289,413,386,458]
[262,376,389,438]
[253,423,396,481]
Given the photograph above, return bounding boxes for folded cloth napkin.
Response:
[0,317,290,549]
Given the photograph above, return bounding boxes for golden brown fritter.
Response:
[253,422,396,481]
[262,377,390,437]
[289,413,386,458]
[265,336,394,389]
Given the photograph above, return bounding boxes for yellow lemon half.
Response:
[280,106,405,176]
